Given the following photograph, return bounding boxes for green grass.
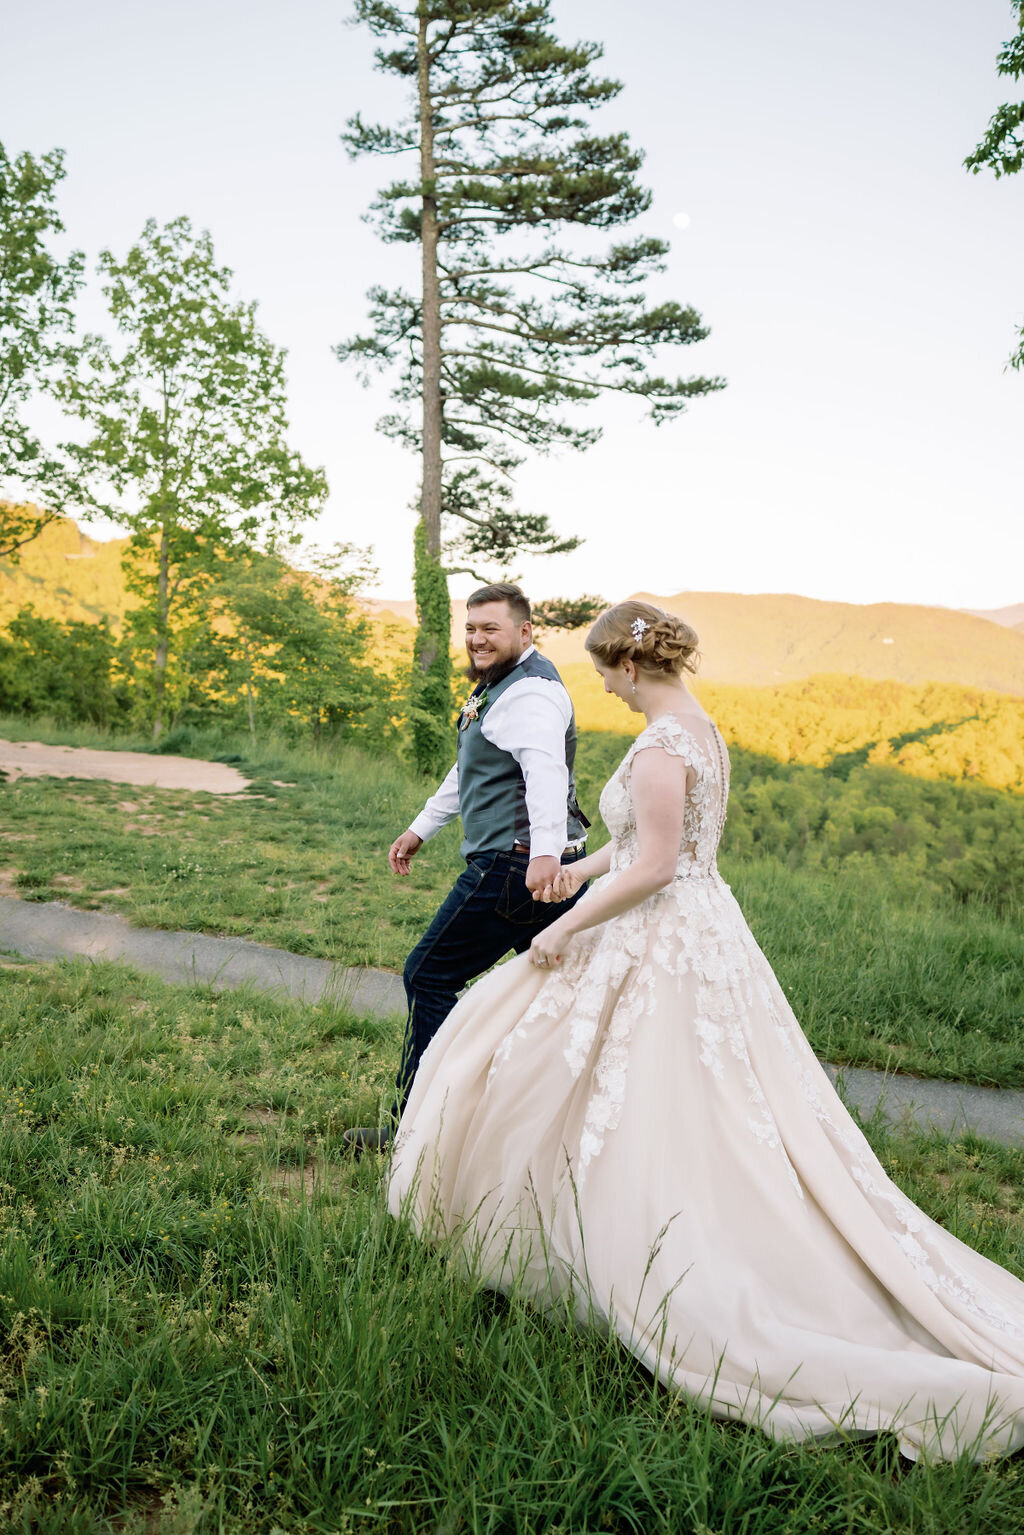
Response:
[726,860,1024,1086]
[2,715,1023,1087]
[0,719,467,969]
[2,958,1024,1532]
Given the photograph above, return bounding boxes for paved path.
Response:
[0,895,400,1019]
[3,894,1024,1150]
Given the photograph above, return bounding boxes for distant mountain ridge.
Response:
[963,602,1024,628]
[3,521,1024,696]
[534,591,1024,695]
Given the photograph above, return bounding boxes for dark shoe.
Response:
[343,1127,391,1156]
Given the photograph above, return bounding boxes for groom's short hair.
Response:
[466,582,531,625]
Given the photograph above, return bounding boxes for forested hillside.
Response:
[574,732,1023,917]
[0,516,131,627]
[564,667,1024,792]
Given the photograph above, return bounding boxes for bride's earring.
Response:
[628,669,637,695]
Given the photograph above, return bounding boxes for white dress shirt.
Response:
[408,646,580,861]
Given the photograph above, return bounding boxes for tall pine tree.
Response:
[339,0,723,771]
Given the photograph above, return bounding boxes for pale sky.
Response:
[5,0,1023,610]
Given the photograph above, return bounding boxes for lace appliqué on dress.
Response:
[485,712,1024,1346]
[488,719,727,1178]
[743,905,1024,1343]
[576,716,796,1180]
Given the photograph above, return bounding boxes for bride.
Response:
[387,600,1024,1461]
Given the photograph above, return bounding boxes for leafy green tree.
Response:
[57,217,328,738]
[966,0,1024,367]
[339,0,724,770]
[200,542,386,743]
[0,606,127,726]
[0,143,84,557]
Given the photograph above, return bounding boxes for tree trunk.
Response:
[243,639,256,741]
[410,7,452,776]
[417,8,443,566]
[153,519,170,741]
[411,517,453,776]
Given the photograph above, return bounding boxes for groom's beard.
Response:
[464,651,525,688]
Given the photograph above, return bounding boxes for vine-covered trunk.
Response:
[411,518,453,776]
[152,519,170,741]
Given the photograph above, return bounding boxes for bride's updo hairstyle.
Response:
[585,600,700,677]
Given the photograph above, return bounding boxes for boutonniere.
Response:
[459,689,489,730]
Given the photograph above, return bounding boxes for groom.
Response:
[344,582,589,1153]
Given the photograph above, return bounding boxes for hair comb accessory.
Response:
[630,617,649,642]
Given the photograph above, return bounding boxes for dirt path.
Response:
[0,738,250,793]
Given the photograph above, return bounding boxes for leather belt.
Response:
[512,839,587,858]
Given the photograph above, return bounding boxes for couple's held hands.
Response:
[531,865,584,904]
[389,830,423,876]
[531,842,609,904]
[525,854,560,897]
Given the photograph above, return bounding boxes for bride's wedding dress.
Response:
[388,714,1024,1460]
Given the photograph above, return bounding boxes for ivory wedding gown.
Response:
[388,714,1024,1461]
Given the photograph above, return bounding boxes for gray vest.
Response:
[456,650,588,859]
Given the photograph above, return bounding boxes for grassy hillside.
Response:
[2,716,1021,1086]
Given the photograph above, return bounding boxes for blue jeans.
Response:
[392,847,587,1117]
